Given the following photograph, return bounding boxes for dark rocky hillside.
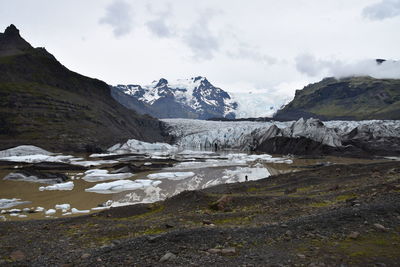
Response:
[0,25,164,152]
[274,76,400,121]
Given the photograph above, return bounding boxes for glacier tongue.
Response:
[162,118,400,152]
[162,118,292,149]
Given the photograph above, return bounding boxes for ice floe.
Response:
[0,145,52,157]
[45,209,56,215]
[39,181,74,191]
[85,179,162,194]
[0,198,30,209]
[82,169,134,182]
[70,159,119,167]
[147,172,195,180]
[0,154,75,164]
[107,139,178,154]
[55,204,71,212]
[4,172,67,184]
[71,208,90,214]
[91,206,110,211]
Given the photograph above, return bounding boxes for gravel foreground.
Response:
[1,161,400,266]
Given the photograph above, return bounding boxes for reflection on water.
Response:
[0,149,390,221]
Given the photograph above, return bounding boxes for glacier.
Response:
[162,118,400,154]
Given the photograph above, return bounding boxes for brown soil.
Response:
[0,161,399,266]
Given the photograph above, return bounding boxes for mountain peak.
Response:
[155,78,168,87]
[4,24,20,37]
[0,24,32,56]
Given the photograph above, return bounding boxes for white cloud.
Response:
[99,0,133,37]
[362,0,400,20]
[181,9,221,60]
[145,3,174,38]
[226,42,277,65]
[295,54,400,79]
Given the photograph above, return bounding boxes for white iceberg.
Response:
[70,159,119,167]
[147,172,195,181]
[82,169,134,182]
[85,179,161,194]
[39,181,74,191]
[0,198,30,209]
[71,208,90,214]
[55,204,71,212]
[0,145,52,157]
[45,209,56,215]
[0,154,75,164]
[108,139,178,154]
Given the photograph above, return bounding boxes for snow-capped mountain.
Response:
[111,77,238,120]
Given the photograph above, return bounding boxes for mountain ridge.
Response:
[112,77,238,120]
[274,76,400,121]
[0,24,164,152]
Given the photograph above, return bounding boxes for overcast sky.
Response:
[1,0,400,117]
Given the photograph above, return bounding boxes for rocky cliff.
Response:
[0,25,164,152]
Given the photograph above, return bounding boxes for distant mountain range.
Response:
[274,76,400,121]
[0,24,164,152]
[111,77,238,119]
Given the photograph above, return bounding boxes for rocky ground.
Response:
[0,161,399,266]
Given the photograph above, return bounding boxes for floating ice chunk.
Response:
[70,160,119,167]
[89,152,119,158]
[10,213,19,217]
[0,154,75,164]
[71,208,90,214]
[0,215,6,221]
[62,212,72,216]
[178,150,216,155]
[0,145,52,157]
[9,209,21,213]
[39,181,74,191]
[108,139,178,154]
[35,207,45,212]
[45,209,56,215]
[144,162,152,166]
[85,179,161,194]
[82,169,133,182]
[0,198,30,209]
[91,206,110,211]
[18,214,27,218]
[147,172,195,180]
[55,204,71,211]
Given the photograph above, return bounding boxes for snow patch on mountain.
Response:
[114,77,238,119]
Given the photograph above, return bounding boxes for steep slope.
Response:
[274,76,400,121]
[112,77,238,119]
[0,24,164,152]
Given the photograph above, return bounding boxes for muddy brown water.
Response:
[0,154,389,221]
